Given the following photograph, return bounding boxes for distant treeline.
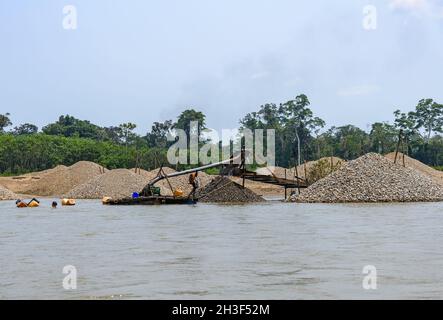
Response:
[0,134,170,175]
[1,96,443,175]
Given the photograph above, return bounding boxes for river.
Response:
[1,199,443,299]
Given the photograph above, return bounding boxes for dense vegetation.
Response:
[1,95,442,175]
[240,95,443,167]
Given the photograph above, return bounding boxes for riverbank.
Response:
[2,152,443,203]
[0,164,284,201]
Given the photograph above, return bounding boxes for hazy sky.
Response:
[1,0,443,134]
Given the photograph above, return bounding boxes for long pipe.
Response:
[147,153,244,186]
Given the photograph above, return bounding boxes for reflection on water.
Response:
[1,200,443,299]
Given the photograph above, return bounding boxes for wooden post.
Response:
[161,167,175,198]
[294,162,301,195]
[241,145,246,188]
[394,130,403,164]
[284,168,287,198]
[402,135,407,167]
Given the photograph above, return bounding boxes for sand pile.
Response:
[132,167,177,177]
[0,165,70,194]
[256,166,296,179]
[64,169,149,199]
[197,176,264,203]
[255,157,343,181]
[22,165,68,177]
[151,167,176,175]
[385,152,443,185]
[22,161,107,196]
[293,153,443,203]
[293,157,343,180]
[0,185,18,200]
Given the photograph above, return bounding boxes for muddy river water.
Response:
[1,199,443,299]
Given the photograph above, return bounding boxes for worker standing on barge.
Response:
[189,171,200,199]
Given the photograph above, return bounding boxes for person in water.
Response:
[52,201,58,209]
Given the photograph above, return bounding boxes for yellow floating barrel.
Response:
[102,197,112,204]
[16,201,28,208]
[173,188,184,197]
[27,198,40,208]
[61,198,76,206]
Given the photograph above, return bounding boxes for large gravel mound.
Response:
[22,161,107,196]
[0,185,18,200]
[197,176,264,203]
[64,169,148,199]
[294,153,443,203]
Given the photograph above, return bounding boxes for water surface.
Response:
[1,200,443,299]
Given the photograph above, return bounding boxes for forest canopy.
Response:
[1,97,443,175]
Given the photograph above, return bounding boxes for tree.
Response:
[279,94,325,165]
[411,98,443,142]
[118,122,137,148]
[0,113,12,133]
[240,95,324,167]
[12,123,38,135]
[146,120,173,148]
[369,122,397,154]
[394,108,422,156]
[173,109,207,145]
[325,125,370,160]
[42,115,109,140]
[103,126,122,144]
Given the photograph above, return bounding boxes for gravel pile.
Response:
[64,169,149,199]
[385,152,443,185]
[293,153,443,203]
[23,161,107,196]
[0,185,18,200]
[197,176,265,203]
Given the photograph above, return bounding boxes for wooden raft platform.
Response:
[241,172,308,189]
[103,196,197,205]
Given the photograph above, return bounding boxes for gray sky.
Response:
[1,0,443,134]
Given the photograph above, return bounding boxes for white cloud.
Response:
[250,71,269,80]
[337,85,380,97]
[389,0,428,10]
[389,0,443,17]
